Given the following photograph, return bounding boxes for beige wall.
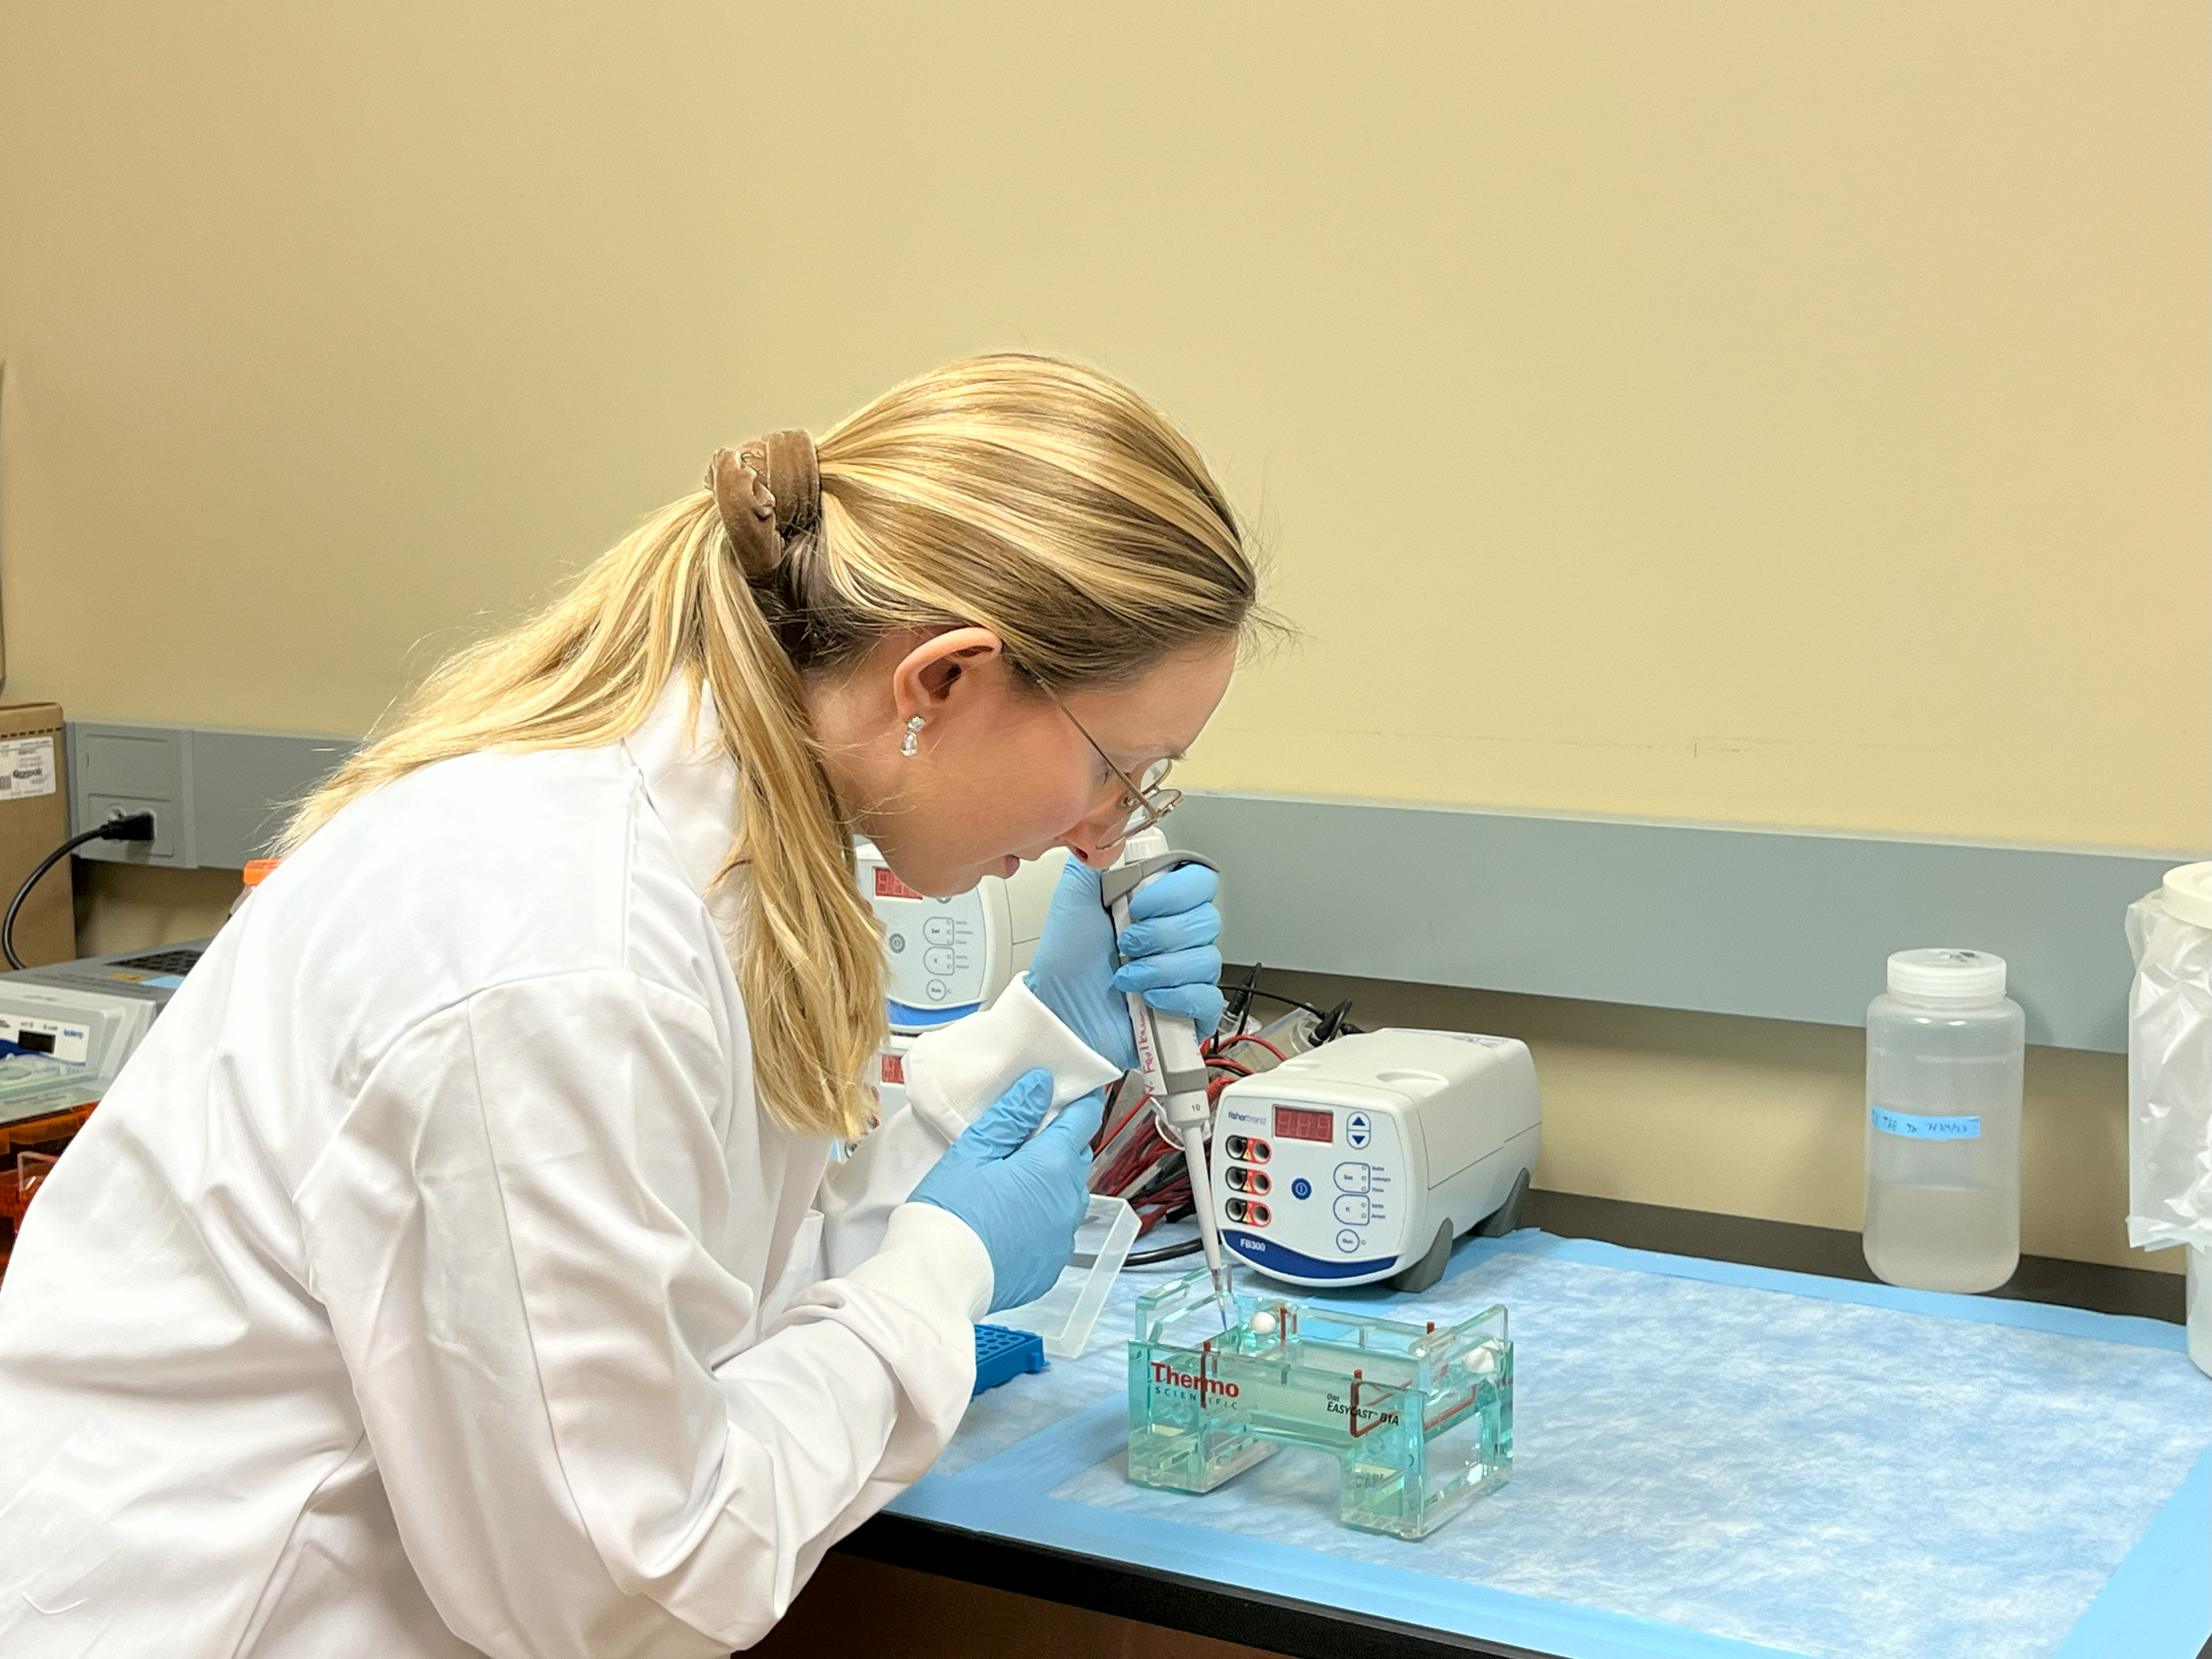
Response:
[4,5,2203,1267]
[70,863,241,961]
[1,3,2204,847]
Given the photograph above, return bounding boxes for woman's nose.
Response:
[1058,802,1131,867]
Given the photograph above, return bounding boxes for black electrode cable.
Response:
[3,813,158,971]
[1127,1236,1207,1267]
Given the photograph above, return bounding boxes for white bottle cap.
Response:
[2162,862,2212,929]
[1887,948,2007,1002]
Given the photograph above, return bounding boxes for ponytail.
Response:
[691,503,884,1138]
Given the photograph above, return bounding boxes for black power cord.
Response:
[3,813,158,971]
[1221,966,1364,1037]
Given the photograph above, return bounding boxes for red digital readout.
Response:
[873,868,924,900]
[880,1053,906,1084]
[1273,1106,1334,1143]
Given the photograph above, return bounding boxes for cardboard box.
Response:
[0,703,74,966]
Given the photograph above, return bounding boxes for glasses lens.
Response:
[1122,783,1181,836]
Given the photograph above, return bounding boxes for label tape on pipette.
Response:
[1870,1106,1982,1140]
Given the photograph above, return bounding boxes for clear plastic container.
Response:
[996,1194,1139,1358]
[1863,949,2023,1293]
[2125,862,2212,1378]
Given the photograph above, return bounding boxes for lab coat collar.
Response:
[623,676,747,941]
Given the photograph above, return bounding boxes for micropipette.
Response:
[1104,828,1233,1323]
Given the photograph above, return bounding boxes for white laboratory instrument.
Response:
[1103,828,1232,1312]
[0,941,206,1126]
[854,839,1066,1034]
[868,1030,917,1122]
[1212,1029,1541,1291]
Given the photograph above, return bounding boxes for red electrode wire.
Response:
[1091,1086,1155,1156]
[1214,1033,1287,1064]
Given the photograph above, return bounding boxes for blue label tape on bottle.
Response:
[1870,1105,1982,1141]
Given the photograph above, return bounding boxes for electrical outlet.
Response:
[82,799,173,862]
[68,725,191,865]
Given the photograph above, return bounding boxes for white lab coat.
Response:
[0,683,1120,1658]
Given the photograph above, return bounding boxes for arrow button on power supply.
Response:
[1346,1112,1372,1149]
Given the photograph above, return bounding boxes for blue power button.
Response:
[1291,1177,1312,1200]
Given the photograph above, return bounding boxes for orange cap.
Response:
[242,858,281,888]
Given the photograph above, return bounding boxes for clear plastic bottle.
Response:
[1863,949,2023,1293]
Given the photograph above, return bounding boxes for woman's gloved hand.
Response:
[910,1068,1106,1313]
[1023,857,1224,1072]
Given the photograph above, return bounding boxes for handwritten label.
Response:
[1871,1105,1981,1141]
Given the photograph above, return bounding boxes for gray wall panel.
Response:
[1171,792,2198,1053]
[188,729,358,867]
[67,722,357,870]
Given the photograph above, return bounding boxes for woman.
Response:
[0,355,1262,1656]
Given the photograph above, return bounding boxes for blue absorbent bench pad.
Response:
[907,1232,2211,1659]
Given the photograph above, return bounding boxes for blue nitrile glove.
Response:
[911,1069,1108,1313]
[1023,857,1225,1073]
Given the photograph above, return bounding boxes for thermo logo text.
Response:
[1149,1362,1239,1401]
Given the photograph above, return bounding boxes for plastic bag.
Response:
[2124,890,2212,1251]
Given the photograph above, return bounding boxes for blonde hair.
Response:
[285,354,1260,1138]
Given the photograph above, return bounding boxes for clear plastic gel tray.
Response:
[997,1194,1140,1359]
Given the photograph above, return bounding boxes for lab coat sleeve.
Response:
[817,975,1124,1277]
[296,969,991,1658]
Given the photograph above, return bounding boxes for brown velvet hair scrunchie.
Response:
[705,430,819,579]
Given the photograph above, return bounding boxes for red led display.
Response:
[1273,1106,1334,1143]
[874,868,924,900]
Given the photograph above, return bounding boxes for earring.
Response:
[900,715,926,757]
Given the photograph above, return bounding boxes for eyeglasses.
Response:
[1035,685,1182,841]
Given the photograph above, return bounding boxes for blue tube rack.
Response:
[973,1323,1048,1396]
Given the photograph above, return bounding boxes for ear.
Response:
[890,627,1008,726]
